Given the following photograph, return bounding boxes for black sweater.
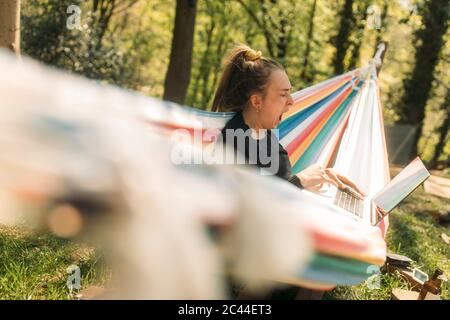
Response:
[220,112,302,188]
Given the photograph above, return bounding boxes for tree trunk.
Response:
[187,19,215,108]
[347,2,371,70]
[430,89,450,168]
[91,0,122,49]
[332,0,354,75]
[0,0,21,55]
[208,30,227,110]
[163,0,197,104]
[397,0,449,159]
[237,0,294,61]
[300,0,317,83]
[276,17,287,62]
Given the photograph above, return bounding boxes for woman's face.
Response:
[258,69,294,129]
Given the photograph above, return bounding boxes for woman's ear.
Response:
[249,94,262,112]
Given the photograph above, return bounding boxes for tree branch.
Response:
[235,0,276,56]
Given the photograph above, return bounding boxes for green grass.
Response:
[0,182,449,300]
[0,227,110,300]
[325,185,450,300]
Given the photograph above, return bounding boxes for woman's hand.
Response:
[324,167,366,198]
[296,164,365,198]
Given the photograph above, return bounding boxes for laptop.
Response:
[301,157,430,226]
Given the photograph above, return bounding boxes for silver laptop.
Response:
[301,157,430,225]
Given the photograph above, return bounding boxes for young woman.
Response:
[211,44,366,300]
[212,44,364,195]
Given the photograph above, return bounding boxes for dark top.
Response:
[220,112,303,188]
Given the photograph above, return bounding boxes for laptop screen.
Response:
[372,157,430,212]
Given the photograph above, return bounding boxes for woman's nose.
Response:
[285,94,294,110]
[287,93,294,105]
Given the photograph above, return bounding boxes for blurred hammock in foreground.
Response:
[0,48,389,298]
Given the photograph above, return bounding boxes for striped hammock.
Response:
[139,63,391,290]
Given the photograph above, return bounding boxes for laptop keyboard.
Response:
[334,189,364,218]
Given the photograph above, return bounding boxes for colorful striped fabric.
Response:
[139,68,366,172]
[278,70,362,172]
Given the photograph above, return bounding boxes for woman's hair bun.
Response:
[244,49,262,62]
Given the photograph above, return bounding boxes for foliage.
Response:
[19,0,450,163]
[22,0,140,88]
